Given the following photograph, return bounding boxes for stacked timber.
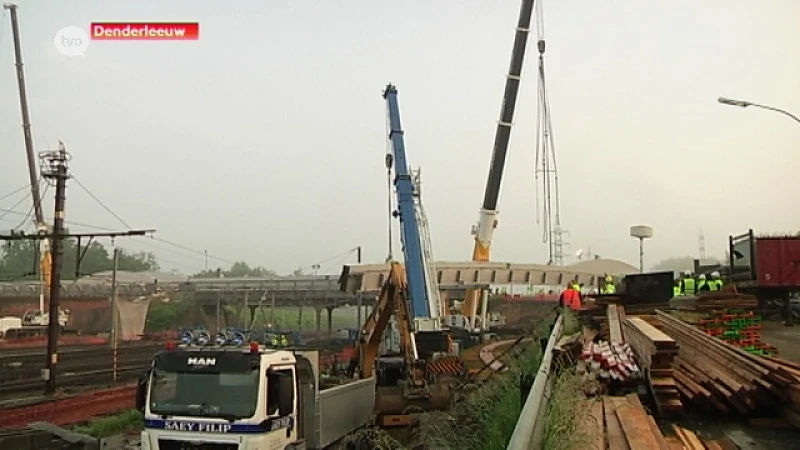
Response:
[764,356,800,428]
[607,304,625,343]
[656,310,800,421]
[669,292,758,311]
[623,317,683,417]
[669,424,738,450]
[580,394,671,450]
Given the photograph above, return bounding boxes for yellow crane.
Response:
[464,0,536,326]
[5,3,53,312]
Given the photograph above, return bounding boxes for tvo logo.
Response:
[54,26,90,57]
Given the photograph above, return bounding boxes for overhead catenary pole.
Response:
[110,246,119,381]
[41,143,69,396]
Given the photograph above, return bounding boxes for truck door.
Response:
[266,367,298,442]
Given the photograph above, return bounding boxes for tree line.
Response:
[0,238,280,281]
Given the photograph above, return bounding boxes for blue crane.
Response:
[382,84,431,323]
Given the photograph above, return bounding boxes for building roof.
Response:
[567,258,639,276]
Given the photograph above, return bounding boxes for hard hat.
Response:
[699,274,706,280]
[684,270,692,276]
[605,275,613,283]
[711,271,720,278]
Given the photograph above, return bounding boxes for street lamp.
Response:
[718,97,800,125]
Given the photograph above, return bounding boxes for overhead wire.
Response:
[0,192,31,223]
[70,174,132,229]
[306,247,359,273]
[0,184,29,202]
[531,0,563,264]
[318,248,361,274]
[0,206,235,271]
[68,173,236,267]
[13,181,48,230]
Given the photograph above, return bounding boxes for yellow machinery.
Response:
[348,262,459,427]
[464,0,535,329]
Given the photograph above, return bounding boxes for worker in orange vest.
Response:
[559,282,582,312]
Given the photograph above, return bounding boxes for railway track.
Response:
[0,343,162,398]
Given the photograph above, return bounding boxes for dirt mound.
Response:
[490,299,558,327]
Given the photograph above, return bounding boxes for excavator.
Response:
[347,85,463,427]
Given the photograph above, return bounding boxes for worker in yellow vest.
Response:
[673,279,682,297]
[697,274,709,292]
[681,271,696,296]
[600,275,616,294]
[711,271,723,290]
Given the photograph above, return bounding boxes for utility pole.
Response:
[40,143,69,396]
[204,250,208,272]
[356,245,362,264]
[110,246,119,381]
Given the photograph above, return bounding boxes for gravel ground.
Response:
[101,434,139,449]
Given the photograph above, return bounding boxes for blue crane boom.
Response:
[382,84,431,322]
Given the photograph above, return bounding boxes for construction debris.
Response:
[656,310,800,424]
[579,340,641,384]
[623,317,683,417]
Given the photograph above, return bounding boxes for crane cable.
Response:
[532,0,562,252]
[384,103,395,262]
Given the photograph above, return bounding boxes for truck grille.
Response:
[157,439,238,450]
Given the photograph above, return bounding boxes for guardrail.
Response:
[506,314,564,450]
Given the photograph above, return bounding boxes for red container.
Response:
[755,237,800,287]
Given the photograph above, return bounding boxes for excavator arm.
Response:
[348,262,425,387]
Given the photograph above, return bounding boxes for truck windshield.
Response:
[149,368,259,420]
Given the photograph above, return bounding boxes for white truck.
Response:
[135,342,376,450]
[0,309,69,338]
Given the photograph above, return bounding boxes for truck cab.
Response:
[137,342,311,450]
[137,339,375,450]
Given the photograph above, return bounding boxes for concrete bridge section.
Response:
[184,275,376,336]
[0,274,374,338]
[339,259,634,294]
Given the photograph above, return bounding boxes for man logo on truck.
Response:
[186,357,216,366]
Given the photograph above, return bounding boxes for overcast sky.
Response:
[1,0,798,275]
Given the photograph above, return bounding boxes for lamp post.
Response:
[718,97,797,326]
[718,97,800,125]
